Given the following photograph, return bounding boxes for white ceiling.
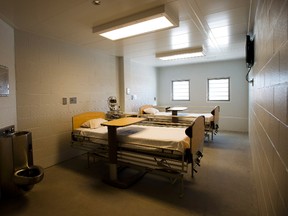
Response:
[0,0,253,67]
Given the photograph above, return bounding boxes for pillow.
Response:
[81,118,107,129]
[143,107,159,114]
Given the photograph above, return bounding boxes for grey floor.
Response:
[0,132,258,216]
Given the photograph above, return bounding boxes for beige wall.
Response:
[0,19,17,129]
[15,30,119,168]
[250,0,288,215]
[157,59,248,132]
[122,59,157,113]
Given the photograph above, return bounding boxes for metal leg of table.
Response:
[104,126,146,188]
[171,110,178,123]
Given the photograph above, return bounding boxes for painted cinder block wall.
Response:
[249,0,288,215]
[123,59,157,113]
[14,30,119,168]
[14,30,158,168]
[0,19,17,129]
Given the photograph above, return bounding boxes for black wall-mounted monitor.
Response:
[246,34,254,68]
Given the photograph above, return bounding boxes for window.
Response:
[208,78,230,101]
[172,80,190,101]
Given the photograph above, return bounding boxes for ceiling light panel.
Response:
[156,47,205,60]
[92,5,179,40]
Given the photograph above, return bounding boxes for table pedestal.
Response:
[168,107,188,123]
[101,117,146,188]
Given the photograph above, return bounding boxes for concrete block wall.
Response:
[123,60,157,113]
[15,30,118,168]
[249,0,288,215]
[0,19,17,129]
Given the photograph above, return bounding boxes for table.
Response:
[123,112,138,117]
[101,117,146,188]
[167,107,188,123]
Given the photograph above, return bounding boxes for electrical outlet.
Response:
[70,97,77,104]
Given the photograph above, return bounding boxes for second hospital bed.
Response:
[71,112,205,196]
[138,105,220,140]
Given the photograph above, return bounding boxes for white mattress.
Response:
[179,113,213,123]
[144,112,213,123]
[73,125,190,153]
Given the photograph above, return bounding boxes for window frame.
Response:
[171,80,190,101]
[207,77,230,101]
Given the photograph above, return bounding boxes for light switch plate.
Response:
[62,98,67,105]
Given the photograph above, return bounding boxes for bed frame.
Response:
[71,112,205,197]
[138,105,220,140]
[206,106,220,140]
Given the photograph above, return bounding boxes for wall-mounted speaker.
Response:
[246,34,254,68]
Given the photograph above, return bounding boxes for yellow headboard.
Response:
[72,112,106,130]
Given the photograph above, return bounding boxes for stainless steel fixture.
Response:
[0,125,44,198]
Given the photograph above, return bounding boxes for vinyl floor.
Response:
[0,131,258,216]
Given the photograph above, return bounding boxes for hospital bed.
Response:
[138,105,220,140]
[71,112,205,196]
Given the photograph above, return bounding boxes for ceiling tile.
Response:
[0,0,252,67]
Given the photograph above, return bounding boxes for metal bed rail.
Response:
[71,133,203,197]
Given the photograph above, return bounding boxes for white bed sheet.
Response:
[143,112,213,123]
[73,125,190,153]
[178,113,213,123]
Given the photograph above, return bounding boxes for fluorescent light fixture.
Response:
[156,47,205,60]
[92,5,178,40]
